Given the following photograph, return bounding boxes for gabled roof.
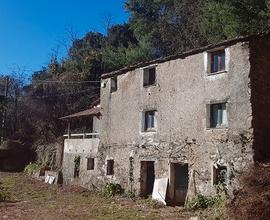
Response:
[101,32,269,79]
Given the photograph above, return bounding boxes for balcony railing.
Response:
[63,132,99,139]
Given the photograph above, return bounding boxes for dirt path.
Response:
[0,172,192,220]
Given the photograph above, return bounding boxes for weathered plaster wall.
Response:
[99,42,253,198]
[62,138,101,187]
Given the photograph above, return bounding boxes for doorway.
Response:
[74,156,81,178]
[169,163,189,205]
[140,161,155,197]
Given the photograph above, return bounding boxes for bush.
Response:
[123,190,135,198]
[186,194,227,210]
[0,186,10,202]
[24,162,43,175]
[102,183,124,197]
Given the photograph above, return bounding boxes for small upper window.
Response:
[143,67,156,87]
[144,110,157,132]
[110,77,117,93]
[107,160,114,175]
[209,103,227,128]
[213,165,228,185]
[87,158,95,170]
[210,49,225,73]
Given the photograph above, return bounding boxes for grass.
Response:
[0,172,189,220]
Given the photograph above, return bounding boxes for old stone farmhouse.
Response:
[61,33,270,205]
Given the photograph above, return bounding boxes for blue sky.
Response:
[0,0,128,77]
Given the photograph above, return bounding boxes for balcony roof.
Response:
[60,106,100,120]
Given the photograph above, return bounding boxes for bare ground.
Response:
[0,172,193,220]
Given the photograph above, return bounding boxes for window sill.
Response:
[207,70,227,76]
[206,127,228,131]
[142,129,157,133]
[143,84,156,88]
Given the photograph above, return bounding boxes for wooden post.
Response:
[67,121,71,139]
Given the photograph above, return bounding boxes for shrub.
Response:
[186,194,227,210]
[102,183,124,197]
[123,190,135,198]
[24,162,43,175]
[0,186,10,202]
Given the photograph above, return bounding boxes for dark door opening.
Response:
[140,161,155,197]
[169,163,189,206]
[74,156,81,178]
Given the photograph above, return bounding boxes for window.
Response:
[213,165,228,185]
[144,110,156,132]
[110,76,117,93]
[143,67,156,87]
[210,49,225,73]
[87,158,95,170]
[107,160,114,175]
[209,103,227,128]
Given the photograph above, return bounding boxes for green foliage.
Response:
[0,185,10,202]
[125,0,205,55]
[186,194,228,210]
[102,38,154,71]
[122,190,135,198]
[199,0,270,43]
[24,162,43,175]
[102,183,124,197]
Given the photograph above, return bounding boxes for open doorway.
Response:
[140,161,155,197]
[74,156,81,178]
[169,163,189,205]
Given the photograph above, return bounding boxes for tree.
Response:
[125,0,206,56]
[199,0,270,43]
[107,24,138,48]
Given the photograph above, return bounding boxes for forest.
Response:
[1,0,270,168]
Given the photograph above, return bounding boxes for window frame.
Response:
[110,76,118,93]
[143,66,157,87]
[143,110,157,132]
[207,48,227,75]
[106,159,114,176]
[87,157,95,170]
[212,165,228,185]
[207,102,228,129]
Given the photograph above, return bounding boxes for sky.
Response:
[0,0,129,77]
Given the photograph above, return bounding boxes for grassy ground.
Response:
[0,172,192,220]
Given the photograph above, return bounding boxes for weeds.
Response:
[24,162,43,175]
[102,183,124,197]
[186,193,228,210]
[0,185,10,202]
